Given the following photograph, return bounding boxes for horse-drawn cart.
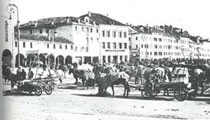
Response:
[18,77,55,96]
[130,67,190,101]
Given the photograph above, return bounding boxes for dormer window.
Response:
[46,29,49,34]
[30,29,32,34]
[40,29,42,34]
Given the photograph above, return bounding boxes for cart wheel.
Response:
[35,86,42,96]
[144,83,154,98]
[29,91,32,95]
[45,86,53,95]
[174,88,188,101]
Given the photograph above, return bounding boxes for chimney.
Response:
[66,18,71,24]
[77,18,80,24]
[34,21,38,27]
[88,11,91,17]
[51,20,54,25]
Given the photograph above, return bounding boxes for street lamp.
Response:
[7,3,20,67]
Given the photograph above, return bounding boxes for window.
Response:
[96,29,99,33]
[158,38,162,42]
[124,32,127,38]
[119,43,122,49]
[136,37,138,40]
[86,27,89,32]
[82,27,84,32]
[154,45,158,49]
[107,31,110,37]
[120,56,123,61]
[60,44,62,49]
[5,21,8,42]
[71,45,73,50]
[75,46,77,51]
[113,31,116,38]
[30,29,32,34]
[30,42,33,48]
[124,43,127,49]
[102,31,105,37]
[102,42,105,49]
[113,42,116,49]
[23,42,25,48]
[40,29,42,34]
[154,52,157,55]
[47,44,49,48]
[86,47,89,52]
[119,31,122,38]
[159,52,162,55]
[108,56,111,62]
[46,29,49,34]
[53,44,56,49]
[15,42,17,47]
[136,45,138,49]
[129,37,131,41]
[107,42,110,49]
[154,38,157,41]
[90,28,93,33]
[103,56,106,63]
[125,56,127,62]
[65,45,68,49]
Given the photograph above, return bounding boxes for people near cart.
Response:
[28,68,34,79]
[41,65,50,78]
[21,69,26,80]
[16,67,22,81]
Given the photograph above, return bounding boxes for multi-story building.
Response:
[19,15,100,67]
[79,12,130,63]
[1,0,15,67]
[129,25,210,61]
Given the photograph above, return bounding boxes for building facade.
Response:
[129,25,210,61]
[79,12,130,64]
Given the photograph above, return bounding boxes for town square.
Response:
[1,0,210,119]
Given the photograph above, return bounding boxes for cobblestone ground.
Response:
[1,79,210,120]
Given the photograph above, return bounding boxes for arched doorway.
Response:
[47,54,55,69]
[2,49,12,66]
[26,54,36,67]
[93,57,99,64]
[15,54,25,67]
[56,55,64,67]
[65,56,72,65]
[39,54,46,65]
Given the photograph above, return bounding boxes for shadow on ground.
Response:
[3,90,39,96]
[72,92,210,102]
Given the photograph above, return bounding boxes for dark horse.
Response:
[4,67,18,91]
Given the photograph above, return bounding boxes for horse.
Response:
[4,67,20,91]
[68,68,95,89]
[98,69,130,98]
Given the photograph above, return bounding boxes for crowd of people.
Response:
[2,58,210,94]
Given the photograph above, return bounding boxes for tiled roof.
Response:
[79,12,127,26]
[20,17,78,29]
[19,34,73,44]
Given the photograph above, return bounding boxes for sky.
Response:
[5,0,210,38]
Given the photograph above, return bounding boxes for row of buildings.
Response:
[1,5,210,68]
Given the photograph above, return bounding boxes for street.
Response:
[1,83,210,120]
